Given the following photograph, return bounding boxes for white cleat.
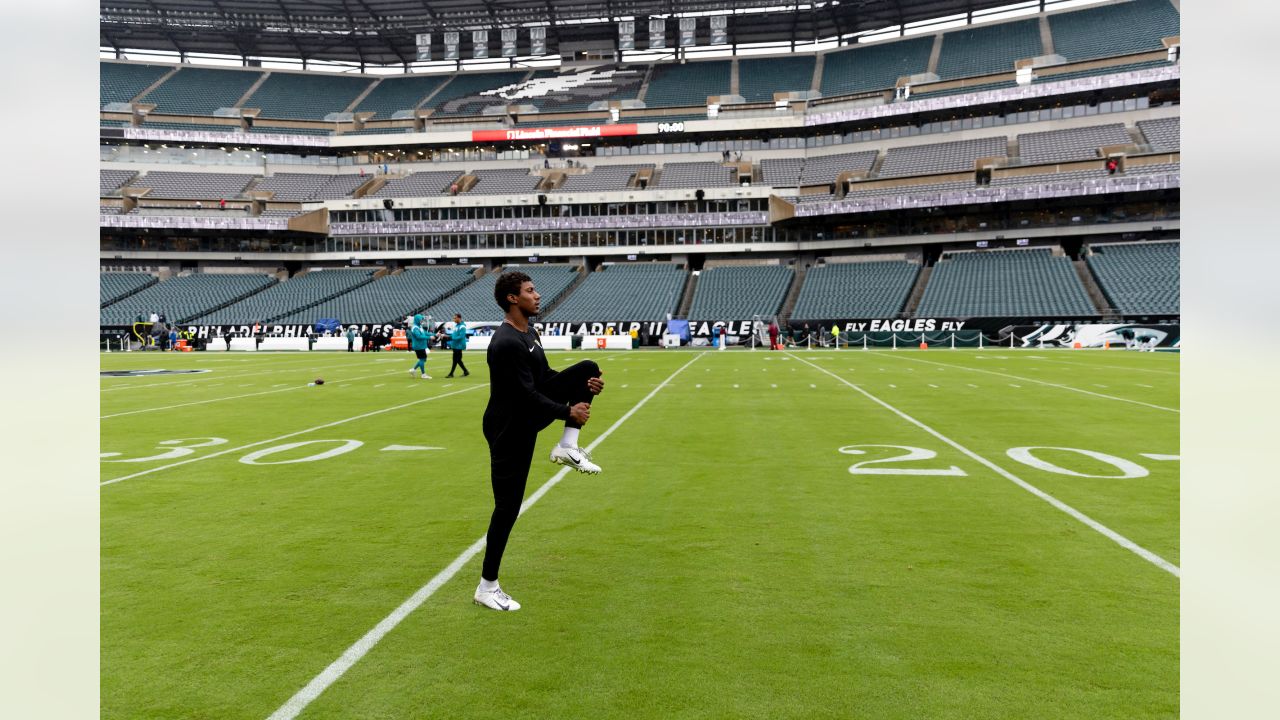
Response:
[474,587,521,612]
[549,445,601,474]
[409,368,418,377]
[420,373,432,379]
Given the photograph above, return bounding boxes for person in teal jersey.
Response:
[445,313,470,378]
[408,314,432,379]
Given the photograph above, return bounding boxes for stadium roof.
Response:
[100,0,1037,67]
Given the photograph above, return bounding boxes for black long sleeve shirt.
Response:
[483,322,570,430]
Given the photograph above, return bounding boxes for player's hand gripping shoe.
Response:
[474,586,521,612]
[549,445,601,474]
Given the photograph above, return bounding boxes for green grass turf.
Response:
[101,347,1178,719]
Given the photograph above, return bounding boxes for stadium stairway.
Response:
[1073,258,1117,319]
[903,265,933,318]
[777,263,807,325]
[635,65,656,105]
[1039,14,1055,56]
[676,270,699,318]
[538,266,590,318]
[234,73,270,109]
[810,53,825,93]
[135,67,180,104]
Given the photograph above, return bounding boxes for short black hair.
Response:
[494,271,532,311]
[454,313,462,320]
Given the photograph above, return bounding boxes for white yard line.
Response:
[1029,357,1180,376]
[263,353,702,720]
[882,355,1179,413]
[100,369,407,420]
[100,385,485,487]
[787,352,1179,578]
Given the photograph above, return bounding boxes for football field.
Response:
[101,347,1179,719]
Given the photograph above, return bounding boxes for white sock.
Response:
[559,427,580,448]
[478,578,499,593]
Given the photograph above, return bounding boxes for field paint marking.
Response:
[100,358,350,392]
[381,445,444,452]
[373,384,385,388]
[967,384,979,388]
[884,355,1178,413]
[1141,453,1180,461]
[787,352,1179,578]
[1093,384,1109,388]
[1009,384,1021,388]
[1137,383,1154,388]
[100,370,405,420]
[264,353,703,720]
[100,385,483,486]
[1031,357,1180,376]
[928,384,939,388]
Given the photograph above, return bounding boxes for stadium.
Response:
[100,1,1180,717]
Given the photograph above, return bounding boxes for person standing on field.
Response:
[408,314,431,379]
[445,313,470,378]
[474,271,605,612]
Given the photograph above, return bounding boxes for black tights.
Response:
[448,349,469,376]
[481,360,601,581]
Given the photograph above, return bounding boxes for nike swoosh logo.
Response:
[495,600,509,610]
[529,346,535,352]
[567,452,582,464]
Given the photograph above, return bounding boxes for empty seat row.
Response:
[99,273,277,325]
[791,261,919,320]
[689,265,794,320]
[1086,241,1179,315]
[195,269,374,324]
[100,273,157,307]
[917,248,1096,318]
[423,264,581,323]
[275,267,478,325]
[127,171,258,200]
[880,136,1007,177]
[655,162,736,189]
[1137,117,1180,152]
[1018,123,1132,164]
[543,263,685,322]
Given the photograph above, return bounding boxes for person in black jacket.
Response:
[474,271,605,612]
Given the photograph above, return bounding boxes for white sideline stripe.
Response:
[884,355,1179,413]
[1141,453,1180,461]
[787,352,1180,578]
[264,353,703,720]
[1033,357,1180,376]
[100,370,405,419]
[99,385,484,486]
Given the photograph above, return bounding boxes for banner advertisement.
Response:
[101,321,1179,350]
[471,124,639,142]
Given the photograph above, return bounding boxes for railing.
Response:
[793,173,1180,218]
[328,211,770,236]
